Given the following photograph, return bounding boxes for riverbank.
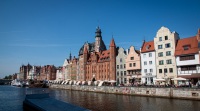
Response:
[49,84,200,100]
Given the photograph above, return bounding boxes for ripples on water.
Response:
[0,85,200,111]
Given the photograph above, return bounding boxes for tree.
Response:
[4,75,12,79]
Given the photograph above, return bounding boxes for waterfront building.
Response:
[28,66,41,80]
[116,47,127,85]
[76,59,80,81]
[125,46,141,84]
[39,65,56,80]
[175,29,200,85]
[154,26,179,84]
[70,56,78,80]
[78,27,116,81]
[62,59,68,80]
[141,40,157,85]
[56,66,63,80]
[62,53,72,80]
[19,63,32,80]
[12,73,17,80]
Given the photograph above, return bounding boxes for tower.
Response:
[95,26,102,52]
[83,45,88,81]
[197,28,200,41]
[69,52,72,61]
[109,37,116,80]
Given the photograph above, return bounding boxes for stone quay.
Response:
[49,84,200,101]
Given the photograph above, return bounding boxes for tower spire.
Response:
[69,51,72,60]
[95,26,102,38]
[110,37,116,47]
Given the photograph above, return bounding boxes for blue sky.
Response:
[0,0,200,78]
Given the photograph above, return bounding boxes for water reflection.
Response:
[50,89,200,111]
[0,86,200,111]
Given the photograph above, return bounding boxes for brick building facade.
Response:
[78,27,117,81]
[39,65,56,80]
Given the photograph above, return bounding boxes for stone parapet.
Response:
[49,84,200,100]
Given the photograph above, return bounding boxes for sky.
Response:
[0,0,200,78]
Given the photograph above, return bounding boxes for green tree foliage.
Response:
[4,75,12,79]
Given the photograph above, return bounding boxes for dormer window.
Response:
[146,45,150,50]
[183,45,190,50]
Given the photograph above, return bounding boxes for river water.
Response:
[0,85,200,111]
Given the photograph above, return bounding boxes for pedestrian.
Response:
[189,81,191,88]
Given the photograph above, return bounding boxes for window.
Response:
[124,64,126,68]
[165,43,171,48]
[149,61,152,65]
[159,69,162,73]
[164,68,167,73]
[133,63,136,67]
[159,60,164,65]
[130,57,134,60]
[181,65,196,71]
[158,52,163,57]
[149,53,152,57]
[117,71,119,76]
[121,71,123,76]
[165,36,168,40]
[180,55,195,61]
[150,69,153,72]
[117,65,119,69]
[124,78,127,83]
[166,51,171,56]
[144,61,147,65]
[120,58,122,62]
[169,68,173,73]
[143,54,146,58]
[146,45,150,50]
[183,45,190,50]
[124,71,126,76]
[144,69,147,73]
[120,65,123,69]
[158,45,162,49]
[166,59,172,64]
[129,63,132,67]
[159,37,162,41]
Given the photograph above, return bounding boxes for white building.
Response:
[28,66,40,80]
[141,40,157,85]
[56,67,63,80]
[175,32,200,85]
[63,58,70,80]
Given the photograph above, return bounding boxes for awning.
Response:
[178,74,200,79]
[98,81,104,86]
[108,80,116,83]
[88,81,92,85]
[142,75,156,78]
[154,78,165,81]
[171,77,187,81]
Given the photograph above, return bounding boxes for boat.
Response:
[23,93,90,111]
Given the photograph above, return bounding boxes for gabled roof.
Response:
[141,41,155,53]
[98,50,110,62]
[175,36,198,56]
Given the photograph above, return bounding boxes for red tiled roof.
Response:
[98,50,110,62]
[110,38,116,47]
[175,36,198,56]
[141,41,155,53]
